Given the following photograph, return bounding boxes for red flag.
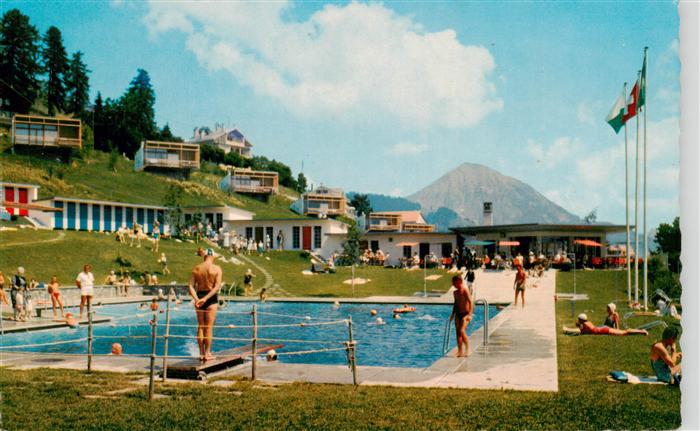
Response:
[623,79,640,122]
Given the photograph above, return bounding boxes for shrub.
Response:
[652,270,681,301]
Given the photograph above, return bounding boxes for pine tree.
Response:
[0,9,41,113]
[119,68,156,156]
[66,51,90,117]
[41,26,68,115]
[92,92,104,151]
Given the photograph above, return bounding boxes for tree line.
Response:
[1,8,308,193]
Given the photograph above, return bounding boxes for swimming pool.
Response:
[0,301,500,368]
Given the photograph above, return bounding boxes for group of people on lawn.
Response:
[574,303,682,385]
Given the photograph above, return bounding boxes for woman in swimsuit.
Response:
[576,314,647,336]
[47,275,65,318]
[650,326,682,385]
[603,303,620,328]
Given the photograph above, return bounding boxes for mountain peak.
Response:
[408,163,579,225]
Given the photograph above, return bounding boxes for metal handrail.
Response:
[475,299,489,346]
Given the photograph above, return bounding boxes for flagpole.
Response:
[642,47,649,310]
[634,69,641,305]
[623,82,631,304]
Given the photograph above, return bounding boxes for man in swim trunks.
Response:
[513,264,526,308]
[188,248,223,362]
[450,275,473,357]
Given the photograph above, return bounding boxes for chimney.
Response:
[483,202,493,226]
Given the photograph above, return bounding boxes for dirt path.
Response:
[0,231,66,248]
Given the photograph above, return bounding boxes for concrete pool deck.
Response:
[0,269,558,392]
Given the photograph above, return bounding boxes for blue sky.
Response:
[7,1,680,229]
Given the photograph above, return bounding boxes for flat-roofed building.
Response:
[12,114,81,149]
[224,217,348,252]
[451,223,627,258]
[134,140,200,172]
[220,168,279,195]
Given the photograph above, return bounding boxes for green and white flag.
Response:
[606,87,627,134]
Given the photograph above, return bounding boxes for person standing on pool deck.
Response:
[189,248,223,362]
[466,268,476,297]
[450,275,473,357]
[76,264,95,319]
[513,264,527,308]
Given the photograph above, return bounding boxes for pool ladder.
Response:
[441,299,489,356]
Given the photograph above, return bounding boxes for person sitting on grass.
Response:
[650,325,682,385]
[576,313,648,336]
[603,303,620,329]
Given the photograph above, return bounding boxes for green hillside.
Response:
[0,151,301,219]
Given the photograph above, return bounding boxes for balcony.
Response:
[135,141,200,171]
[368,212,402,231]
[229,168,279,194]
[12,114,82,149]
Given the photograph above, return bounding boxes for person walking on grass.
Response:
[513,263,527,308]
[159,253,171,275]
[76,264,95,319]
[244,269,256,296]
[47,275,65,319]
[188,248,223,362]
[450,275,473,357]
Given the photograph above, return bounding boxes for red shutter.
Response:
[18,189,28,216]
[4,187,15,216]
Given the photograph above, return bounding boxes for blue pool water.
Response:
[0,301,499,368]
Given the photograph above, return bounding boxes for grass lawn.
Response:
[244,251,450,297]
[0,151,301,219]
[0,270,681,430]
[0,228,449,298]
[0,228,206,286]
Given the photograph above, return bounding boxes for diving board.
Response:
[167,344,283,379]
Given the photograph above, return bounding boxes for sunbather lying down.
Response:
[576,314,648,336]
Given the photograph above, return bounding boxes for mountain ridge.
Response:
[407,162,580,226]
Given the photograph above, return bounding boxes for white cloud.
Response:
[526,137,581,169]
[385,142,429,156]
[576,101,603,126]
[526,116,679,225]
[143,1,503,128]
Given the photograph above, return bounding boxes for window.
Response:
[245,227,253,239]
[403,246,412,258]
[292,226,300,249]
[313,226,322,249]
[216,213,223,230]
[441,242,453,258]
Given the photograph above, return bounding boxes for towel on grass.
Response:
[607,371,666,385]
